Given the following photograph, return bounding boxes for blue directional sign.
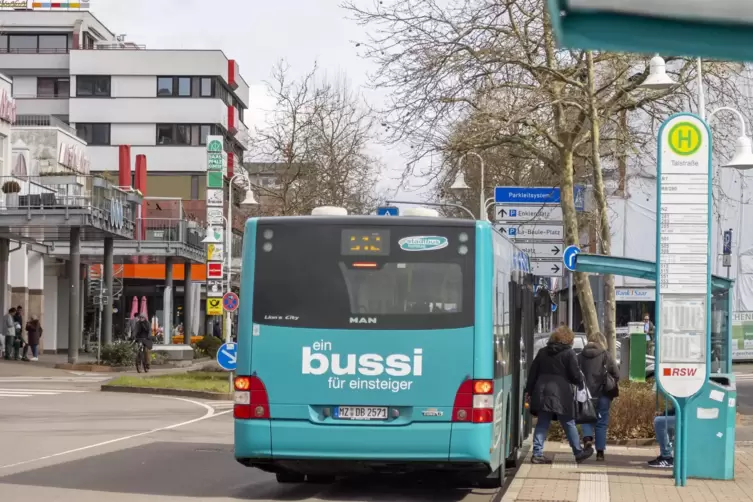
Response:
[217,342,237,371]
[494,186,585,211]
[563,245,580,272]
[723,230,733,255]
[377,206,399,216]
[551,303,558,313]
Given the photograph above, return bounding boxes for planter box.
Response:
[92,177,109,189]
[40,175,83,186]
[4,193,19,208]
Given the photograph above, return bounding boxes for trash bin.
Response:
[686,374,736,480]
[628,321,646,382]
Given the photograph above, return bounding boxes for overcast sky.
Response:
[91,0,424,202]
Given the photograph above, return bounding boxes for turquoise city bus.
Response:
[233,208,535,486]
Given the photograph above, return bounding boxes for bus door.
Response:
[507,278,534,460]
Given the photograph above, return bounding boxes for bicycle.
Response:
[133,338,150,373]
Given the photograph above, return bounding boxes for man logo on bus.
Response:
[350,317,377,324]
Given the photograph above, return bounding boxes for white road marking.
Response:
[0,377,111,383]
[0,396,231,470]
[0,388,89,398]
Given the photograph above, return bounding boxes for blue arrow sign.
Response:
[217,342,237,371]
[563,245,580,272]
[551,303,558,313]
[377,206,399,216]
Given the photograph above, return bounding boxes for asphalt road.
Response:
[0,378,503,501]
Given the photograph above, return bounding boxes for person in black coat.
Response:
[578,332,620,461]
[526,326,593,464]
[525,326,594,464]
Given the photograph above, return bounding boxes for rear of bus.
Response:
[234,215,496,479]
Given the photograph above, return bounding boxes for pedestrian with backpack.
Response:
[578,332,620,461]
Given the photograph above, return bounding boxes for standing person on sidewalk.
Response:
[23,315,42,362]
[12,305,23,360]
[3,307,16,360]
[525,325,594,464]
[578,331,620,461]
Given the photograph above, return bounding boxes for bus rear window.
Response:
[252,223,474,330]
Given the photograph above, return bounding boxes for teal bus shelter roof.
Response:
[574,253,733,292]
[549,0,753,63]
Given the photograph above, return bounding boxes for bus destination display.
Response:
[341,229,390,256]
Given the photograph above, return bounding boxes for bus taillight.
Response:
[452,379,494,424]
[234,376,270,420]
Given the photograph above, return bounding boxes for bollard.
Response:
[628,321,646,382]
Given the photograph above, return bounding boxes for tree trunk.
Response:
[560,149,600,336]
[586,51,617,358]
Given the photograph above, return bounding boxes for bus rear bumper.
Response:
[234,420,494,476]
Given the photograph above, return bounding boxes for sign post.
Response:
[655,113,712,487]
[563,246,580,330]
[723,229,732,277]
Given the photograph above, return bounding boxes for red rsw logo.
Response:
[663,368,697,377]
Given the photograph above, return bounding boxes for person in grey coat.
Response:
[3,307,16,360]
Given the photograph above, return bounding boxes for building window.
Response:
[199,125,212,145]
[83,32,96,50]
[38,35,67,52]
[157,76,192,97]
[156,124,192,145]
[9,35,37,53]
[37,77,70,98]
[191,176,200,199]
[76,123,111,145]
[76,76,111,97]
[200,77,213,97]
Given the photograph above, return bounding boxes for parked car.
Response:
[533,331,654,375]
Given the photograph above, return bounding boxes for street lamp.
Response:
[451,151,486,220]
[201,227,223,244]
[708,107,753,170]
[225,171,258,343]
[639,55,677,90]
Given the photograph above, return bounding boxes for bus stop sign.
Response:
[655,113,711,400]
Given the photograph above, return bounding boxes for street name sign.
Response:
[495,205,563,222]
[494,186,585,211]
[531,261,563,277]
[655,113,710,400]
[516,242,562,260]
[496,223,564,241]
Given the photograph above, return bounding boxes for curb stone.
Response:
[101,384,232,401]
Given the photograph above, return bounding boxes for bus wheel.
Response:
[478,467,504,489]
[276,471,305,483]
[306,475,336,484]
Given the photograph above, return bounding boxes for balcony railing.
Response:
[14,114,76,135]
[0,175,136,226]
[0,48,69,54]
[136,218,205,249]
[90,42,146,50]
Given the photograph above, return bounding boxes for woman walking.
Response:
[525,325,594,464]
[23,315,42,362]
[578,332,620,461]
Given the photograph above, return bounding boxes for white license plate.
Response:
[335,406,388,420]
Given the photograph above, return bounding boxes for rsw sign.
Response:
[663,367,698,377]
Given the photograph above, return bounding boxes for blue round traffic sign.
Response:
[223,292,239,312]
[563,245,580,272]
[217,342,237,371]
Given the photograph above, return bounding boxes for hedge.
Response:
[547,380,668,441]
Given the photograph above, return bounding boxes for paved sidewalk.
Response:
[503,443,753,502]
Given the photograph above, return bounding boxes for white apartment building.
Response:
[0,8,252,349]
[0,9,250,189]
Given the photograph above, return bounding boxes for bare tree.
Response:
[343,0,752,344]
[248,61,383,216]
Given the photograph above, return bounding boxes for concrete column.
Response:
[67,227,80,364]
[28,251,43,350]
[0,239,7,316]
[10,243,28,313]
[103,237,114,346]
[80,264,85,350]
[183,261,192,345]
[165,257,174,344]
